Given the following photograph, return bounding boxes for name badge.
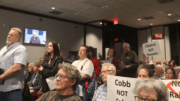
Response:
[127,57,130,59]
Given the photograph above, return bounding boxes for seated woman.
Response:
[137,64,154,79]
[165,68,176,79]
[28,62,42,101]
[107,48,122,76]
[26,63,34,84]
[133,79,168,101]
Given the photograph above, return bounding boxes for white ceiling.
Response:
[1,0,180,28]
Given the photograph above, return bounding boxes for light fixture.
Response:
[51,7,55,10]
[100,22,102,24]
[168,14,171,16]
[150,23,153,25]
[178,19,180,22]
[101,6,105,9]
[74,12,80,15]
[101,5,109,9]
[138,18,141,21]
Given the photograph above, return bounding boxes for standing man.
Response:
[121,43,139,77]
[0,28,28,101]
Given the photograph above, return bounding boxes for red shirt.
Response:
[91,58,100,79]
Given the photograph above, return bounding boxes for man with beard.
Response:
[30,32,40,44]
[0,27,28,101]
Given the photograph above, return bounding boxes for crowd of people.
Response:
[0,27,179,101]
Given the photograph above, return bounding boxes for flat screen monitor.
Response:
[24,28,47,45]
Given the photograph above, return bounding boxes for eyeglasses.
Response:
[134,96,157,101]
[55,74,69,80]
[100,70,112,75]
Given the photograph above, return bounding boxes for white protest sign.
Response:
[107,75,136,101]
[142,41,161,56]
[107,75,180,101]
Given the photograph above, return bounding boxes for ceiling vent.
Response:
[143,16,154,20]
[49,11,63,15]
[157,0,174,4]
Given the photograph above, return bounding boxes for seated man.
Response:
[153,65,165,80]
[92,63,116,101]
[36,63,82,101]
[169,60,176,69]
[67,51,75,62]
[133,79,168,101]
[155,60,161,65]
[30,33,40,44]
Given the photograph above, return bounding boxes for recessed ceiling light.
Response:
[138,18,141,21]
[168,14,171,16]
[101,6,105,9]
[74,12,80,15]
[100,22,102,24]
[150,23,153,25]
[178,19,180,22]
[51,7,55,10]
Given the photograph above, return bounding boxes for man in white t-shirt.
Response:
[72,45,94,101]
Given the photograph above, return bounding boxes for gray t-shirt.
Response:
[121,50,139,66]
[36,90,82,101]
[0,42,28,91]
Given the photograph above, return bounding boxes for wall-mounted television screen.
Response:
[24,28,47,45]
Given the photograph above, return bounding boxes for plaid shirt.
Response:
[92,83,107,101]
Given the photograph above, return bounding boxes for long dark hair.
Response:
[46,41,60,61]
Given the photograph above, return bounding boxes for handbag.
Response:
[0,68,5,84]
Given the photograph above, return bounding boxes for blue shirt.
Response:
[92,83,107,101]
[0,42,28,91]
[28,73,42,91]
[67,55,75,61]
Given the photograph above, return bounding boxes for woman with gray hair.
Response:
[133,79,168,101]
[36,63,82,101]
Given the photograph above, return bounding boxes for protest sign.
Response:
[107,75,180,101]
[142,41,161,56]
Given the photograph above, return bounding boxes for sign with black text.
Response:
[142,41,161,56]
[107,75,180,101]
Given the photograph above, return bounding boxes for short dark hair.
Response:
[87,46,96,58]
[169,60,176,66]
[81,45,88,53]
[137,64,154,77]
